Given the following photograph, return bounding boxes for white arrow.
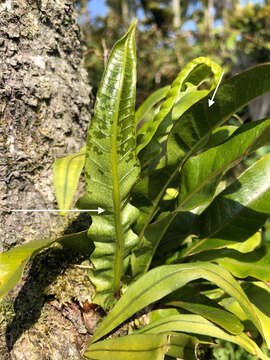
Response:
[3,207,105,214]
[208,71,224,107]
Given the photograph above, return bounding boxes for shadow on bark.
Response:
[5,213,92,352]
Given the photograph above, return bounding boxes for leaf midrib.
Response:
[138,66,270,252]
[92,265,255,343]
[112,40,129,294]
[185,176,270,257]
[177,120,270,211]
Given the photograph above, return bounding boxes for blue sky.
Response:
[89,0,262,19]
[88,0,107,18]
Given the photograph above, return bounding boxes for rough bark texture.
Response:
[0,247,100,360]
[0,0,93,252]
[0,0,97,358]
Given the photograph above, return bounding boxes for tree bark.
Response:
[0,0,92,253]
[0,0,95,358]
[173,0,181,28]
[121,0,137,27]
[204,0,214,34]
[218,0,239,28]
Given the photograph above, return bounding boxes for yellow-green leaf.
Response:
[0,231,89,299]
[53,146,86,215]
[137,315,270,360]
[84,334,169,360]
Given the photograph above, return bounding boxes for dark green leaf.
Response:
[91,262,265,344]
[177,117,270,211]
[182,153,270,256]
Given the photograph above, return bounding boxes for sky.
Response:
[88,0,263,19]
[88,0,107,18]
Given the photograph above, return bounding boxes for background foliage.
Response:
[76,0,270,114]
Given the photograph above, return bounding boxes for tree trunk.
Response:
[173,0,181,28]
[121,0,137,27]
[219,0,239,28]
[221,0,229,28]
[204,0,214,34]
[0,0,92,252]
[0,0,96,358]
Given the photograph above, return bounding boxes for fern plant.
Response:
[2,21,270,359]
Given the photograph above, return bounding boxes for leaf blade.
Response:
[191,244,270,281]
[136,315,269,360]
[77,22,141,309]
[53,147,86,214]
[183,153,270,256]
[91,262,265,344]
[0,231,90,299]
[164,297,244,335]
[84,334,169,360]
[136,57,222,155]
[167,63,270,168]
[178,118,270,211]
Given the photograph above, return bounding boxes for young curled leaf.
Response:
[137,57,222,156]
[135,85,170,128]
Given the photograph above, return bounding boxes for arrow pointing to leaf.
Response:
[2,207,105,214]
[208,71,224,107]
